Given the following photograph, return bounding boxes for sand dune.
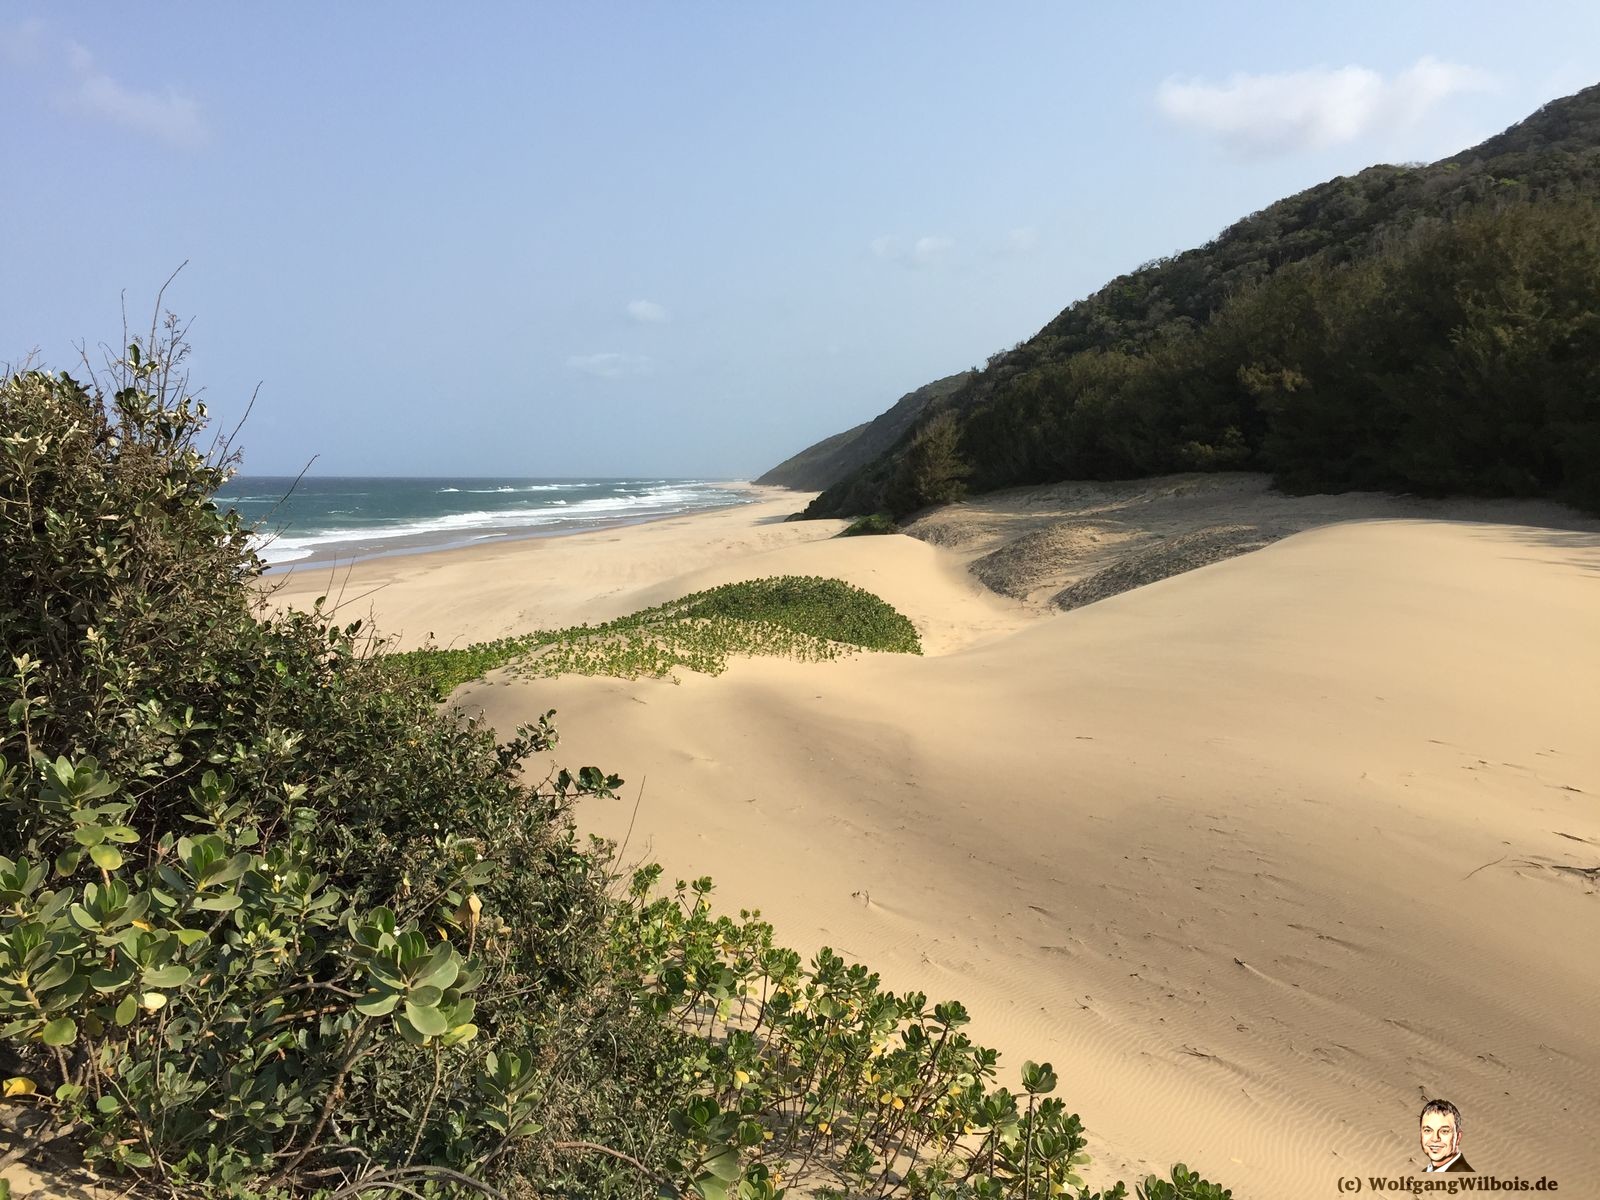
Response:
[268,488,1600,1195]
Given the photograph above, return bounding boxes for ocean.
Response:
[218,476,755,568]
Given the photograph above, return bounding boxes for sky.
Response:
[3,3,1598,478]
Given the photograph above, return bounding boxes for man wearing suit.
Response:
[1419,1099,1474,1173]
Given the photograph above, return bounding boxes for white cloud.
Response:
[6,24,210,148]
[62,40,210,148]
[566,352,653,379]
[1156,57,1495,158]
[870,233,956,268]
[626,299,670,324]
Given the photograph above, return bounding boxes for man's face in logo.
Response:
[1420,1110,1460,1167]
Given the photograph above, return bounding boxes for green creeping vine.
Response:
[390,575,923,698]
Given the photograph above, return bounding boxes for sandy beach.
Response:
[264,477,1600,1196]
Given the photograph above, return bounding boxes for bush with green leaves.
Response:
[1,330,1229,1200]
[608,872,1232,1200]
[838,514,900,538]
[1,338,669,1194]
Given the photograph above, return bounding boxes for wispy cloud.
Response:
[2,22,210,148]
[63,40,210,148]
[870,234,956,268]
[1156,57,1495,158]
[626,299,670,324]
[566,352,653,379]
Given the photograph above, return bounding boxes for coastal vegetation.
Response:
[801,84,1600,520]
[755,374,972,493]
[390,575,922,698]
[837,514,900,537]
[1,339,1230,1197]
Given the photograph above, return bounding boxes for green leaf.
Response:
[1021,1060,1058,1095]
[407,983,443,1008]
[411,942,460,990]
[703,1145,742,1183]
[354,990,399,1017]
[33,958,74,992]
[96,1094,122,1114]
[363,960,408,990]
[199,853,248,888]
[142,964,191,988]
[40,1017,77,1047]
[88,844,124,872]
[402,1000,449,1038]
[114,993,138,1026]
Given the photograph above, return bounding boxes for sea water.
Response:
[218,476,754,567]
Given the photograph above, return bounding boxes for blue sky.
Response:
[3,3,1597,477]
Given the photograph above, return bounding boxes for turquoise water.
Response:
[218,476,753,566]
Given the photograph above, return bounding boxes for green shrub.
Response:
[0,338,666,1194]
[837,513,900,537]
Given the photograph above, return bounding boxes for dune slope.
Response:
[462,519,1600,1195]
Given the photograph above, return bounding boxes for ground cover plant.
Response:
[0,328,1229,1199]
[388,575,922,699]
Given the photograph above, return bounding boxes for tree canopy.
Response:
[802,83,1600,520]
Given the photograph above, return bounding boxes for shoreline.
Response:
[254,478,777,575]
[259,484,838,651]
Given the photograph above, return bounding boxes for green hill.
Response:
[755,370,972,490]
[801,82,1600,519]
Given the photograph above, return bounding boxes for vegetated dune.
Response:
[458,515,1600,1197]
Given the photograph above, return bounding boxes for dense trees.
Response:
[804,84,1600,519]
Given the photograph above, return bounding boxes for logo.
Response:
[1419,1099,1471,1174]
[1336,1100,1561,1192]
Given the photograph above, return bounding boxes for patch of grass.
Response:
[390,575,922,697]
[837,512,899,537]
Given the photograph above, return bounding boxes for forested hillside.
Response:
[756,371,971,490]
[802,83,1600,519]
